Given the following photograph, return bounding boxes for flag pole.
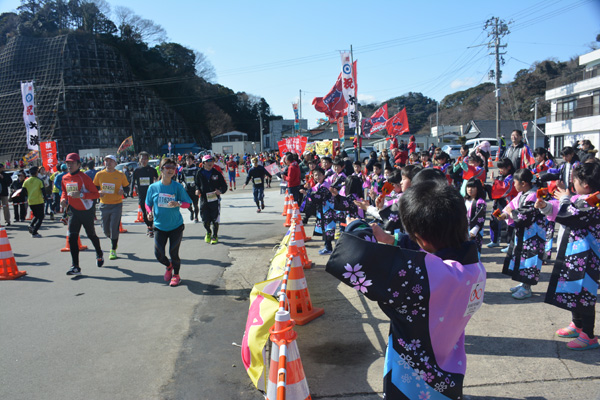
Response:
[350,45,361,157]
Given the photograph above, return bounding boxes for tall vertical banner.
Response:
[21,81,39,151]
[337,116,345,146]
[40,141,58,172]
[340,52,357,128]
[292,103,300,133]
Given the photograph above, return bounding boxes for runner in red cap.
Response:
[61,153,104,275]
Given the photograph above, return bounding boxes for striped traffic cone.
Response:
[286,236,323,325]
[293,207,311,243]
[61,232,88,252]
[0,227,26,279]
[134,205,144,223]
[290,219,313,270]
[283,200,296,227]
[26,210,33,220]
[266,310,311,400]
[282,190,291,216]
[119,222,127,233]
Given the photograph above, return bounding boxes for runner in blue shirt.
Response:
[145,158,192,287]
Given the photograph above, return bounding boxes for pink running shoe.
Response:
[164,264,173,282]
[170,274,181,287]
[566,332,599,350]
[556,322,582,338]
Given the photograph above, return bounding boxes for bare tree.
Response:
[113,6,166,45]
[194,50,216,82]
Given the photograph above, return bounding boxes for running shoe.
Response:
[211,236,218,244]
[318,247,333,255]
[509,283,523,293]
[205,233,211,243]
[96,253,104,268]
[170,274,181,287]
[109,249,117,260]
[31,233,42,238]
[261,201,265,210]
[500,246,509,253]
[147,229,154,238]
[164,263,173,282]
[567,332,599,350]
[256,208,261,213]
[66,266,81,275]
[512,286,532,300]
[194,219,199,223]
[486,241,500,248]
[557,322,582,338]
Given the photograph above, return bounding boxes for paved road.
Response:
[0,184,286,400]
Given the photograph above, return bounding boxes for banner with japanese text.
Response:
[337,116,345,146]
[362,104,388,137]
[286,136,308,155]
[340,52,357,128]
[40,141,58,172]
[277,140,288,158]
[21,81,39,151]
[264,163,280,176]
[292,103,300,133]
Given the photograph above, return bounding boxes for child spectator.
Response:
[300,167,335,255]
[330,174,364,221]
[531,147,555,174]
[464,178,486,254]
[538,162,600,350]
[487,158,517,248]
[495,169,550,300]
[454,154,486,197]
[326,182,486,399]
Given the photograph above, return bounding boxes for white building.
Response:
[545,49,600,155]
[211,131,256,155]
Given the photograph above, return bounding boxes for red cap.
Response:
[65,153,80,162]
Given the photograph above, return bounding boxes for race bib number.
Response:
[157,193,175,208]
[253,177,262,185]
[66,183,78,195]
[464,281,484,317]
[185,176,195,185]
[101,183,115,194]
[206,191,218,202]
[139,177,150,186]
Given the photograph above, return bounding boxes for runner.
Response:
[22,166,45,237]
[145,158,192,287]
[0,163,12,225]
[178,154,200,222]
[243,157,271,212]
[226,156,238,191]
[60,153,103,275]
[133,151,159,237]
[93,155,129,260]
[195,154,228,244]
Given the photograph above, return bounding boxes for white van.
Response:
[465,138,499,157]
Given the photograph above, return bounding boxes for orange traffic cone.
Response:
[293,207,311,242]
[282,190,290,216]
[283,200,296,227]
[132,186,138,198]
[488,157,494,168]
[236,168,240,178]
[0,227,26,280]
[266,310,311,400]
[119,222,127,233]
[290,219,313,270]
[134,205,144,223]
[26,210,33,220]
[286,236,323,325]
[61,234,88,252]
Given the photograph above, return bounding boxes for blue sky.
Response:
[2,0,599,129]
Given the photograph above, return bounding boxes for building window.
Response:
[593,91,600,116]
[556,97,577,121]
[553,135,564,156]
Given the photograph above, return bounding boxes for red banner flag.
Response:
[117,136,134,153]
[385,108,410,136]
[277,140,288,158]
[312,61,356,121]
[40,141,58,172]
[337,117,345,141]
[362,104,388,137]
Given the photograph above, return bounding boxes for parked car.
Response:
[441,145,463,160]
[116,162,138,172]
[10,169,29,183]
[148,159,160,169]
[343,146,375,162]
[466,138,499,158]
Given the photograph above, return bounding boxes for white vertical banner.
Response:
[21,81,39,151]
[340,52,357,128]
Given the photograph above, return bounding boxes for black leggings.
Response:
[68,207,102,267]
[29,204,45,234]
[188,192,199,220]
[203,221,219,237]
[154,224,184,275]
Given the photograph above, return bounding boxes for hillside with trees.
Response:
[0,0,281,145]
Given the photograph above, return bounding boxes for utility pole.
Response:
[485,17,509,142]
[532,97,539,149]
[258,109,263,153]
